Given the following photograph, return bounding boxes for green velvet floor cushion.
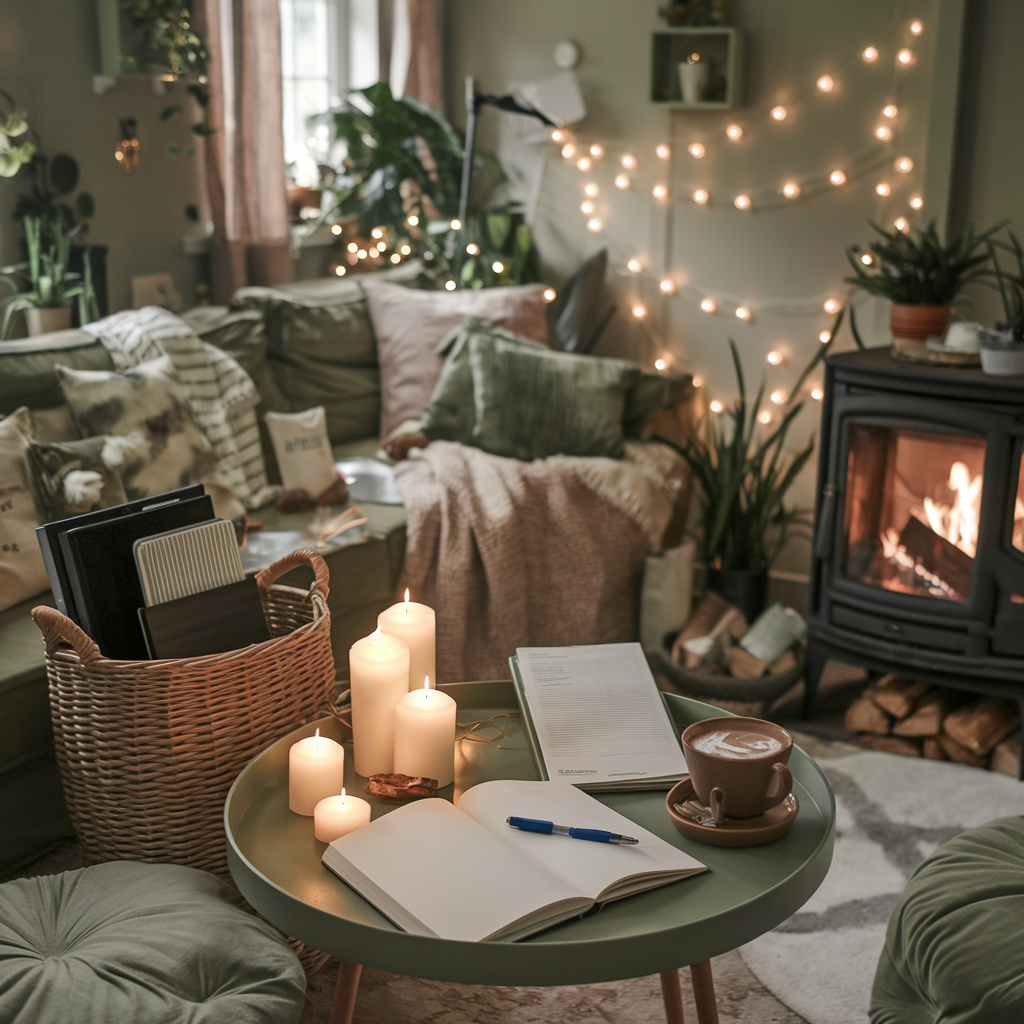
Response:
[0,861,305,1024]
[870,816,1024,1024]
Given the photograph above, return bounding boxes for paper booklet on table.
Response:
[321,780,706,943]
[509,642,689,792]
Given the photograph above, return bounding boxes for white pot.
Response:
[678,61,710,104]
[25,306,73,336]
[980,343,1024,376]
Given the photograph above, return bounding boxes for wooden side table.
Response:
[225,682,835,1023]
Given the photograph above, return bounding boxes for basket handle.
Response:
[256,547,330,603]
[32,605,103,664]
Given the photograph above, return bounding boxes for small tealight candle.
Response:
[378,590,436,691]
[314,788,372,842]
[288,728,346,816]
[350,627,410,776]
[393,678,457,788]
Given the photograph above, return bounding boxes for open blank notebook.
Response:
[511,643,689,791]
[322,780,706,942]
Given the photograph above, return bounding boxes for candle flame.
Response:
[404,588,410,617]
[372,626,382,640]
[424,675,430,695]
[315,727,320,749]
[341,787,346,805]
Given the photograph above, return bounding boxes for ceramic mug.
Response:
[681,717,794,822]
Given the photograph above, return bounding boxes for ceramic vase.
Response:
[25,306,72,337]
[890,302,952,361]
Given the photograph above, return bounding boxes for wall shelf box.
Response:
[95,0,181,93]
[651,28,744,109]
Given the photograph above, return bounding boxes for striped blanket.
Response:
[82,306,277,510]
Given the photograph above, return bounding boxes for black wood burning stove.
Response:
[807,348,1024,774]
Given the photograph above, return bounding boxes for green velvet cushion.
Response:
[870,816,1024,1024]
[0,861,305,1024]
[0,332,114,415]
[468,332,641,460]
[230,285,380,445]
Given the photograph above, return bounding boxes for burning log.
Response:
[898,514,974,598]
[870,675,931,719]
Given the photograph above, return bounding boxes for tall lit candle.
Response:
[314,787,372,842]
[288,728,345,815]
[378,589,436,690]
[350,627,410,776]
[393,677,457,788]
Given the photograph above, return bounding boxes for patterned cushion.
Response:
[25,435,128,522]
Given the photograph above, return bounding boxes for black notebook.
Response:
[35,485,206,622]
[138,576,270,659]
[59,492,215,660]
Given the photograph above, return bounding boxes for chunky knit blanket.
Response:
[394,440,688,683]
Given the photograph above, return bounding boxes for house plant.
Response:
[845,219,1001,360]
[0,95,34,178]
[1,217,99,338]
[981,230,1024,375]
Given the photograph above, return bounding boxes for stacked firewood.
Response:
[845,675,1021,776]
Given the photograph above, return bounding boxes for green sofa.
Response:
[0,270,417,874]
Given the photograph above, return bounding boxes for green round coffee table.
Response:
[225,681,835,1024]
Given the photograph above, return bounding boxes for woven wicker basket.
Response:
[31,547,336,880]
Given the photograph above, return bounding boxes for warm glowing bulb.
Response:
[653,183,668,199]
[875,126,892,141]
[910,19,923,34]
[782,182,801,198]
[693,189,709,204]
[466,242,479,254]
[700,297,717,313]
[334,265,346,276]
[654,358,667,371]
[587,218,602,232]
[688,143,705,158]
[407,214,419,226]
[656,144,670,159]
[811,387,824,401]
[830,170,846,185]
[726,124,743,140]
[580,201,594,214]
[444,280,456,291]
[734,194,751,209]
[659,278,674,293]
[910,195,923,209]
[861,253,873,265]
[897,48,914,65]
[771,105,787,121]
[692,375,704,388]
[357,248,368,259]
[450,218,461,230]
[371,227,384,238]
[589,143,603,158]
[770,390,786,405]
[577,157,591,171]
[347,242,358,253]
[331,223,342,235]
[863,46,879,62]
[492,260,504,272]
[614,174,630,189]
[400,244,411,255]
[820,330,832,343]
[584,182,599,196]
[632,304,647,319]
[759,411,773,425]
[767,350,782,365]
[627,258,642,273]
[817,75,834,92]
[621,153,636,169]
[824,298,840,313]
[543,287,556,302]
[894,216,909,233]
[390,253,401,264]
[883,104,898,118]
[736,306,751,320]
[551,129,565,143]
[896,156,914,172]
[709,399,724,413]
[876,182,891,196]
[562,143,576,159]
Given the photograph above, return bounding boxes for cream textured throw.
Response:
[394,440,688,682]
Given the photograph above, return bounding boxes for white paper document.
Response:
[514,642,688,790]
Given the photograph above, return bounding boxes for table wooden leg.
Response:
[329,959,363,1024]
[659,968,686,1024]
[689,960,720,1024]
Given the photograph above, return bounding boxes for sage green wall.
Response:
[0,0,208,315]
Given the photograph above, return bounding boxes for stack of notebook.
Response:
[37,485,269,660]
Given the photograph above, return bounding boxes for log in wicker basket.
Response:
[31,547,337,880]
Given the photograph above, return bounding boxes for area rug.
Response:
[740,739,1024,1024]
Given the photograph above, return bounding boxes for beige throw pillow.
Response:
[0,408,50,612]
[362,280,549,438]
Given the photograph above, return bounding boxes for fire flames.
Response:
[920,462,982,559]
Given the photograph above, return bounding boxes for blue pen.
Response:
[506,816,639,845]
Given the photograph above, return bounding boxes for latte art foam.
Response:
[692,729,783,760]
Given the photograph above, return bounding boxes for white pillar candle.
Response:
[378,590,436,690]
[393,679,457,788]
[350,627,410,776]
[314,788,372,842]
[288,728,346,816]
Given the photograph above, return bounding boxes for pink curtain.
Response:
[196,0,294,303]
[383,0,444,110]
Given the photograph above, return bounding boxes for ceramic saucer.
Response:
[665,776,799,848]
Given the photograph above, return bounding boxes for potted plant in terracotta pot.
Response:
[0,216,98,338]
[845,219,1001,361]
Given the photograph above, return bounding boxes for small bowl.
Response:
[980,338,1024,376]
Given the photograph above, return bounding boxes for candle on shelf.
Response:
[393,677,457,788]
[350,627,410,776]
[314,787,372,842]
[378,589,436,691]
[288,728,346,816]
